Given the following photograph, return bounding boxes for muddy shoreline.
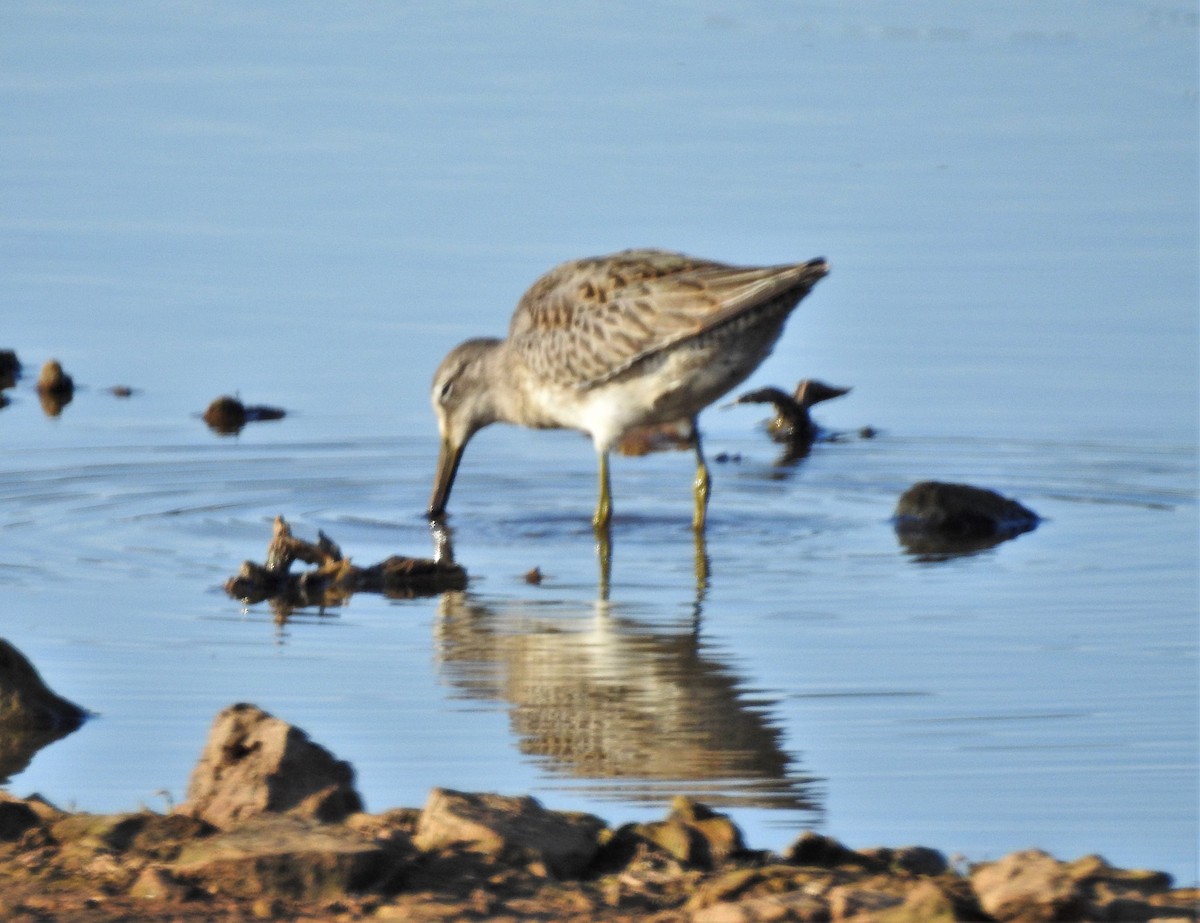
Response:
[1,794,1194,922]
[1,702,1194,923]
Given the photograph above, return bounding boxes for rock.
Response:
[857,844,948,877]
[685,866,768,910]
[784,830,865,868]
[1060,853,1187,921]
[895,481,1038,539]
[203,395,247,433]
[601,797,747,872]
[0,639,89,731]
[176,703,363,829]
[35,359,73,397]
[412,788,604,879]
[629,817,701,866]
[35,359,74,416]
[172,814,396,900]
[203,395,286,435]
[0,349,19,388]
[668,796,746,867]
[874,879,958,922]
[692,890,830,922]
[0,796,42,842]
[129,866,191,901]
[1064,852,1173,893]
[970,848,1086,922]
[827,884,904,919]
[0,639,89,781]
[48,810,214,861]
[893,481,1039,555]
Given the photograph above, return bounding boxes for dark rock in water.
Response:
[894,481,1038,556]
[176,703,363,830]
[0,639,88,731]
[0,349,20,388]
[36,359,74,416]
[35,359,74,397]
[203,395,246,433]
[203,395,286,435]
[0,639,90,782]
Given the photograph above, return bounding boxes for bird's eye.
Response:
[438,380,454,402]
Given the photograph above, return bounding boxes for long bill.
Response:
[428,436,465,519]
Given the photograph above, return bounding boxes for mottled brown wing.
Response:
[507,249,823,389]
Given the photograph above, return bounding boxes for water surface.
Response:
[1,1,1197,883]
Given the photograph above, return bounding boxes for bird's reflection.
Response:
[431,585,819,812]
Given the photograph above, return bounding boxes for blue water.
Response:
[2,2,1197,884]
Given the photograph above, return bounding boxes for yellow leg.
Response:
[693,526,710,597]
[593,451,613,530]
[595,522,612,602]
[692,423,710,531]
[593,451,613,600]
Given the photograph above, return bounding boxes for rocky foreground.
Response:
[0,703,1195,923]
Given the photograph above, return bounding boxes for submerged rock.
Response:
[893,480,1039,556]
[175,703,363,829]
[35,359,73,397]
[35,359,74,416]
[202,394,286,435]
[0,349,20,388]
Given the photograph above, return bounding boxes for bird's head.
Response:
[428,338,503,519]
